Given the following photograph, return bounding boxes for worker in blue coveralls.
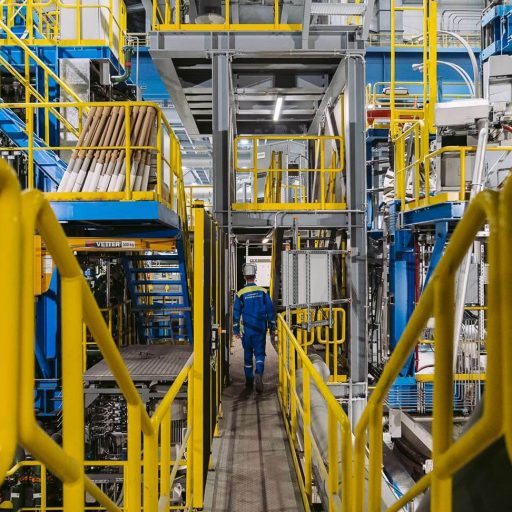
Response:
[233,263,276,393]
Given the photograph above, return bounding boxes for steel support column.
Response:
[389,213,415,376]
[344,55,368,425]
[212,35,233,359]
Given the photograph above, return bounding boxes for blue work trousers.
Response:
[242,334,266,379]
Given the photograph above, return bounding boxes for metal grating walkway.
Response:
[204,340,304,512]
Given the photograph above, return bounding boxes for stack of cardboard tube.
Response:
[58,105,157,193]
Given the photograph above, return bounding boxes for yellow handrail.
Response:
[0,160,197,510]
[152,0,301,32]
[277,313,353,512]
[233,135,345,211]
[0,160,21,487]
[354,184,507,511]
[394,133,512,209]
[287,307,347,383]
[0,20,84,104]
[82,301,134,372]
[0,0,128,61]
[0,101,187,229]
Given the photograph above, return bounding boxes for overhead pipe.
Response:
[411,32,480,97]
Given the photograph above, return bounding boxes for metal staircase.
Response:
[123,243,192,344]
[0,107,67,190]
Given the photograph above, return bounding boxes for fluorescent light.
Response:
[262,237,270,244]
[273,97,283,121]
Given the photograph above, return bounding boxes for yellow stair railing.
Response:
[0,161,200,511]
[0,160,21,488]
[354,181,510,511]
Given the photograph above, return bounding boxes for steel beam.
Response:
[149,31,364,59]
[230,211,350,228]
[308,58,346,135]
[212,35,231,227]
[149,52,200,135]
[344,55,368,426]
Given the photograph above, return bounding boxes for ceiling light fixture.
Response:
[273,97,283,121]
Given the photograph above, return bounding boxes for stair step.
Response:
[135,292,184,297]
[133,280,183,285]
[129,267,180,273]
[133,305,191,311]
[128,254,179,261]
[140,314,186,321]
[145,336,189,342]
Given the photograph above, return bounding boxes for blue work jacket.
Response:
[233,283,276,337]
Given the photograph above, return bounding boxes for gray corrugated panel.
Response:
[204,342,304,512]
[84,344,193,382]
[310,3,366,15]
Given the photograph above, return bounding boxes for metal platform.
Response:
[84,344,192,382]
[50,200,180,229]
[204,342,304,512]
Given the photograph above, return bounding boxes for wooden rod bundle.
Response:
[57,105,158,194]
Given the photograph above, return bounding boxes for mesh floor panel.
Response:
[204,340,304,512]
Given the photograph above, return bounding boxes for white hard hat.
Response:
[242,263,257,276]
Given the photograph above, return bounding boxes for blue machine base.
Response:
[401,202,465,226]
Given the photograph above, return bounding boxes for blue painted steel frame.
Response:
[402,201,465,226]
[389,212,416,377]
[422,222,449,290]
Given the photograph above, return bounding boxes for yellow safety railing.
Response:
[394,123,512,209]
[0,101,187,214]
[184,185,212,230]
[152,0,301,32]
[277,313,353,512]
[367,81,472,110]
[0,0,127,60]
[233,135,345,211]
[82,301,135,372]
[287,307,347,383]
[368,31,480,48]
[0,20,84,142]
[389,0,437,138]
[354,182,510,511]
[0,160,21,488]
[0,158,200,510]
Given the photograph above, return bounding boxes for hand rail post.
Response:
[125,404,141,512]
[125,104,132,200]
[62,276,84,511]
[303,369,312,502]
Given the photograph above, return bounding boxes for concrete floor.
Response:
[203,338,304,512]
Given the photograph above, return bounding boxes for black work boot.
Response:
[255,373,263,393]
[245,378,254,390]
